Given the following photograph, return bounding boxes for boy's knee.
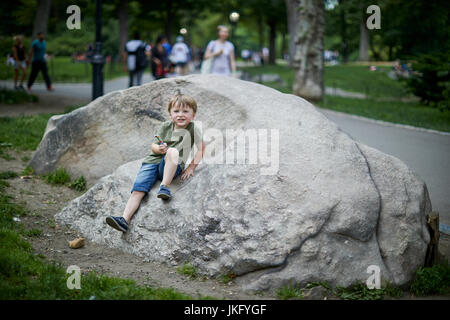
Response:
[166,148,179,158]
[132,191,146,198]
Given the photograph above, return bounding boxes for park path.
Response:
[1,72,449,231]
[0,73,155,100]
[317,108,450,230]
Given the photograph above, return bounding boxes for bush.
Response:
[410,262,450,296]
[43,168,70,185]
[176,262,197,279]
[68,176,86,192]
[406,51,450,111]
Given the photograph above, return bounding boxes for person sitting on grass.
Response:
[106,93,205,233]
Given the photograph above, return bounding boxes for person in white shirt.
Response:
[170,36,191,76]
[203,25,236,77]
[123,32,147,87]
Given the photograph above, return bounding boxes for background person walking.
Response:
[151,35,169,80]
[170,36,191,76]
[123,32,148,87]
[203,25,236,77]
[27,32,53,92]
[12,35,27,90]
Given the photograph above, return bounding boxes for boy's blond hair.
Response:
[168,94,197,114]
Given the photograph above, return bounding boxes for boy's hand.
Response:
[181,166,194,181]
[158,143,167,154]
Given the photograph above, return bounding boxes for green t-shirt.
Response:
[142,120,203,170]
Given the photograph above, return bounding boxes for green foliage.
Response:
[0,88,38,104]
[176,262,198,279]
[410,262,450,296]
[406,51,450,111]
[21,155,30,162]
[304,281,332,290]
[21,166,34,176]
[335,282,385,300]
[0,180,10,193]
[24,228,42,238]
[220,273,237,284]
[0,171,19,179]
[0,114,53,151]
[43,168,71,186]
[332,281,403,300]
[68,176,87,192]
[276,284,304,300]
[240,63,450,132]
[319,95,450,133]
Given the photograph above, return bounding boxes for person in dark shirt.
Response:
[27,32,53,92]
[12,35,27,90]
[151,35,169,80]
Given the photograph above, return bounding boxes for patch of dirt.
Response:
[1,149,274,300]
[0,93,89,117]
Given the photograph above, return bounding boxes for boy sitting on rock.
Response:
[106,93,204,232]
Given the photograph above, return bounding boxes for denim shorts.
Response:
[131,156,182,194]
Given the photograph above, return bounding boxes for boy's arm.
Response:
[152,142,167,155]
[181,142,205,181]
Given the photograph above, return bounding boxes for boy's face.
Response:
[169,103,195,129]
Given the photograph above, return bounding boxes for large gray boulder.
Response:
[53,74,431,293]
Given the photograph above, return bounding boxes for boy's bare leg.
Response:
[122,191,146,223]
[161,148,179,186]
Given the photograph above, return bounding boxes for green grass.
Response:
[220,273,237,284]
[333,282,402,300]
[317,95,450,132]
[0,88,39,104]
[43,168,71,185]
[276,280,403,300]
[239,63,450,132]
[0,113,54,151]
[240,64,411,99]
[410,262,450,296]
[0,171,19,179]
[21,166,35,176]
[323,65,411,99]
[0,106,82,160]
[0,56,128,83]
[24,228,42,238]
[68,176,87,192]
[176,262,198,279]
[276,284,304,300]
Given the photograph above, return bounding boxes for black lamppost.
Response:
[91,0,105,100]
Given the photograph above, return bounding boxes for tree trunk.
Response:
[340,0,348,63]
[118,0,129,60]
[359,17,369,61]
[165,0,173,43]
[268,20,276,64]
[290,0,324,101]
[285,0,299,67]
[32,0,52,39]
[258,13,265,51]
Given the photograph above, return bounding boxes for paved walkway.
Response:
[0,73,156,100]
[318,108,450,228]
